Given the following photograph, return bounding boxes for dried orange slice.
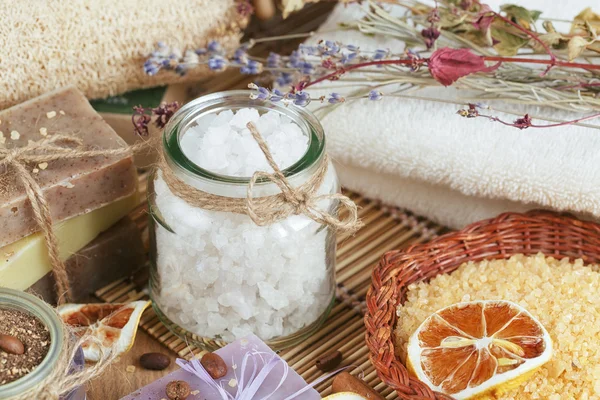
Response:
[406,300,552,399]
[58,300,150,362]
[323,394,367,400]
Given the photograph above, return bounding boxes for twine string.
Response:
[160,122,362,233]
[0,134,146,304]
[245,122,361,232]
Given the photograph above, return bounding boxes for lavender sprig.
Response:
[132,102,181,136]
[143,39,408,82]
[248,83,383,107]
[143,40,264,76]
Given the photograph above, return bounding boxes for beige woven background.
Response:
[0,0,247,109]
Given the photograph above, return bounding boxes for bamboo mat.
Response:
[95,190,446,398]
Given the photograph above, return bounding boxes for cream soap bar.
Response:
[0,87,137,247]
[0,192,138,291]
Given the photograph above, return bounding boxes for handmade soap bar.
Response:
[0,86,137,247]
[0,193,137,291]
[28,216,146,304]
[122,334,321,400]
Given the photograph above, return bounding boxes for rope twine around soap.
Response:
[0,134,149,305]
[160,122,363,233]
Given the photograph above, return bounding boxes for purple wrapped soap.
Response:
[122,334,320,400]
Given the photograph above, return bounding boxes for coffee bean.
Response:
[0,334,24,355]
[201,352,227,379]
[166,380,191,400]
[316,350,343,372]
[140,352,171,370]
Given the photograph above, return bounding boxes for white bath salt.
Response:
[180,108,309,177]
[154,108,335,342]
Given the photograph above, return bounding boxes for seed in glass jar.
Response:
[140,352,171,370]
[316,350,343,372]
[201,352,227,379]
[0,334,24,355]
[166,380,191,400]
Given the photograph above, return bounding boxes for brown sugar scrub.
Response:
[0,307,51,385]
[395,253,600,399]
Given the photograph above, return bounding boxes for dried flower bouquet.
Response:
[144,0,600,130]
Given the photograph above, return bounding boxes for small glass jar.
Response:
[148,90,339,350]
[0,288,85,400]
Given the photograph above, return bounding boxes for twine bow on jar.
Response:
[245,123,362,232]
[160,122,363,233]
[0,134,145,304]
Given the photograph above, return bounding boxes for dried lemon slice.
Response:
[406,300,552,399]
[58,300,150,362]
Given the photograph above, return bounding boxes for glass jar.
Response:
[0,288,86,400]
[148,90,339,350]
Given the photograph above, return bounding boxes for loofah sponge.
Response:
[0,0,247,109]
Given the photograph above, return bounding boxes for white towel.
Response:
[301,0,600,229]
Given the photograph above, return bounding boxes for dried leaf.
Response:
[492,25,529,56]
[584,20,597,38]
[588,40,600,54]
[543,20,556,33]
[500,4,542,30]
[428,48,501,86]
[537,32,569,50]
[572,8,600,33]
[568,36,592,60]
[530,10,542,22]
[439,13,468,29]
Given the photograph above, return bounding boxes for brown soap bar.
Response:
[0,87,137,247]
[28,216,146,304]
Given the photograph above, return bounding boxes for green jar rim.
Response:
[161,90,326,185]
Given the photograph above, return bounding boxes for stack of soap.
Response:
[122,334,321,400]
[0,87,138,293]
[28,217,146,304]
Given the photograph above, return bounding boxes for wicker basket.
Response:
[365,210,600,400]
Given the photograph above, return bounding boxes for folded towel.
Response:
[302,0,600,228]
[0,1,245,109]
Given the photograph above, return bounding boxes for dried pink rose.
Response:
[428,48,501,86]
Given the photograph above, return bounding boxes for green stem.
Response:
[482,56,600,71]
[304,55,600,90]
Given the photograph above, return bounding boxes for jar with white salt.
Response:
[148,91,354,350]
